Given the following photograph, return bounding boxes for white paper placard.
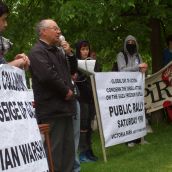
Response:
[94,72,147,147]
[0,64,49,172]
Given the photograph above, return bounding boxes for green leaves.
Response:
[3,0,172,73]
[154,0,160,5]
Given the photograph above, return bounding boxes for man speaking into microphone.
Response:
[28,19,77,172]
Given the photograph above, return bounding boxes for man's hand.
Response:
[15,53,30,70]
[65,89,74,100]
[139,63,148,73]
[61,41,73,56]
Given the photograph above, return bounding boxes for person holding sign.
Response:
[0,1,30,69]
[163,34,172,67]
[117,35,147,73]
[28,19,76,172]
[75,40,98,162]
[117,35,148,147]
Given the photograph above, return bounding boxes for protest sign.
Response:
[0,64,49,172]
[94,72,146,147]
[145,61,172,113]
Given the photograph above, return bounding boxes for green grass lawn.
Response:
[81,122,172,172]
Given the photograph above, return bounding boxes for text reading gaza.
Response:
[0,71,27,91]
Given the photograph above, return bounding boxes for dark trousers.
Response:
[79,102,95,153]
[40,116,75,172]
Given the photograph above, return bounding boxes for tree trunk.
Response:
[149,18,164,123]
[150,18,163,73]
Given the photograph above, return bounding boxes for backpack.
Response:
[112,51,128,71]
[112,51,140,71]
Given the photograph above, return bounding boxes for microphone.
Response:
[59,35,65,42]
[59,35,73,56]
[58,35,66,55]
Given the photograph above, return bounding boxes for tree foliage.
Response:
[3,0,172,73]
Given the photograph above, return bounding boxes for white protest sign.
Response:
[94,72,147,147]
[145,61,172,113]
[0,65,49,172]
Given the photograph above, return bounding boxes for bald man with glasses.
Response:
[29,19,77,172]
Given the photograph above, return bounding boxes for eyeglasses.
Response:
[45,26,60,31]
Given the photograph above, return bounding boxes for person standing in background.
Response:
[117,35,147,73]
[0,1,29,68]
[117,35,148,147]
[90,50,102,72]
[71,72,81,172]
[163,35,172,67]
[76,40,98,162]
[63,39,81,172]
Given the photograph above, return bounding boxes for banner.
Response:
[94,72,146,147]
[0,65,49,172]
[145,61,172,113]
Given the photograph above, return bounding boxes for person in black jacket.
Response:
[29,19,76,172]
[76,40,98,162]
